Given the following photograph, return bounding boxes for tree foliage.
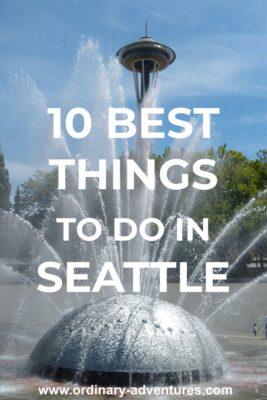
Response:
[0,146,11,210]
[18,169,58,228]
[14,186,22,215]
[195,145,262,228]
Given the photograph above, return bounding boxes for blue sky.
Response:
[0,0,266,190]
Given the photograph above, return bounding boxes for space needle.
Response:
[117,25,176,104]
[117,25,176,157]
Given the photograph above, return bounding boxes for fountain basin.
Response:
[29,295,226,385]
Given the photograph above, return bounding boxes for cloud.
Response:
[239,114,267,124]
[0,70,70,190]
[158,34,267,99]
[6,161,40,187]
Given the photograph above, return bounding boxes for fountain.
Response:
[27,33,228,386]
[29,295,225,385]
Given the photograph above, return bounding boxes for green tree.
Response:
[256,149,267,164]
[14,186,22,215]
[19,169,58,228]
[0,146,11,210]
[194,146,259,230]
[251,149,267,191]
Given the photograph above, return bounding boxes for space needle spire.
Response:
[117,29,175,106]
[117,28,175,158]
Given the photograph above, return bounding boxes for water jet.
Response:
[28,33,227,386]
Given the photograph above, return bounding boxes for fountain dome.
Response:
[30,295,226,385]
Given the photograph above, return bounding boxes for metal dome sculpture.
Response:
[30,295,226,386]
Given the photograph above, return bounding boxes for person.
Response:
[253,323,258,337]
[265,317,267,339]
